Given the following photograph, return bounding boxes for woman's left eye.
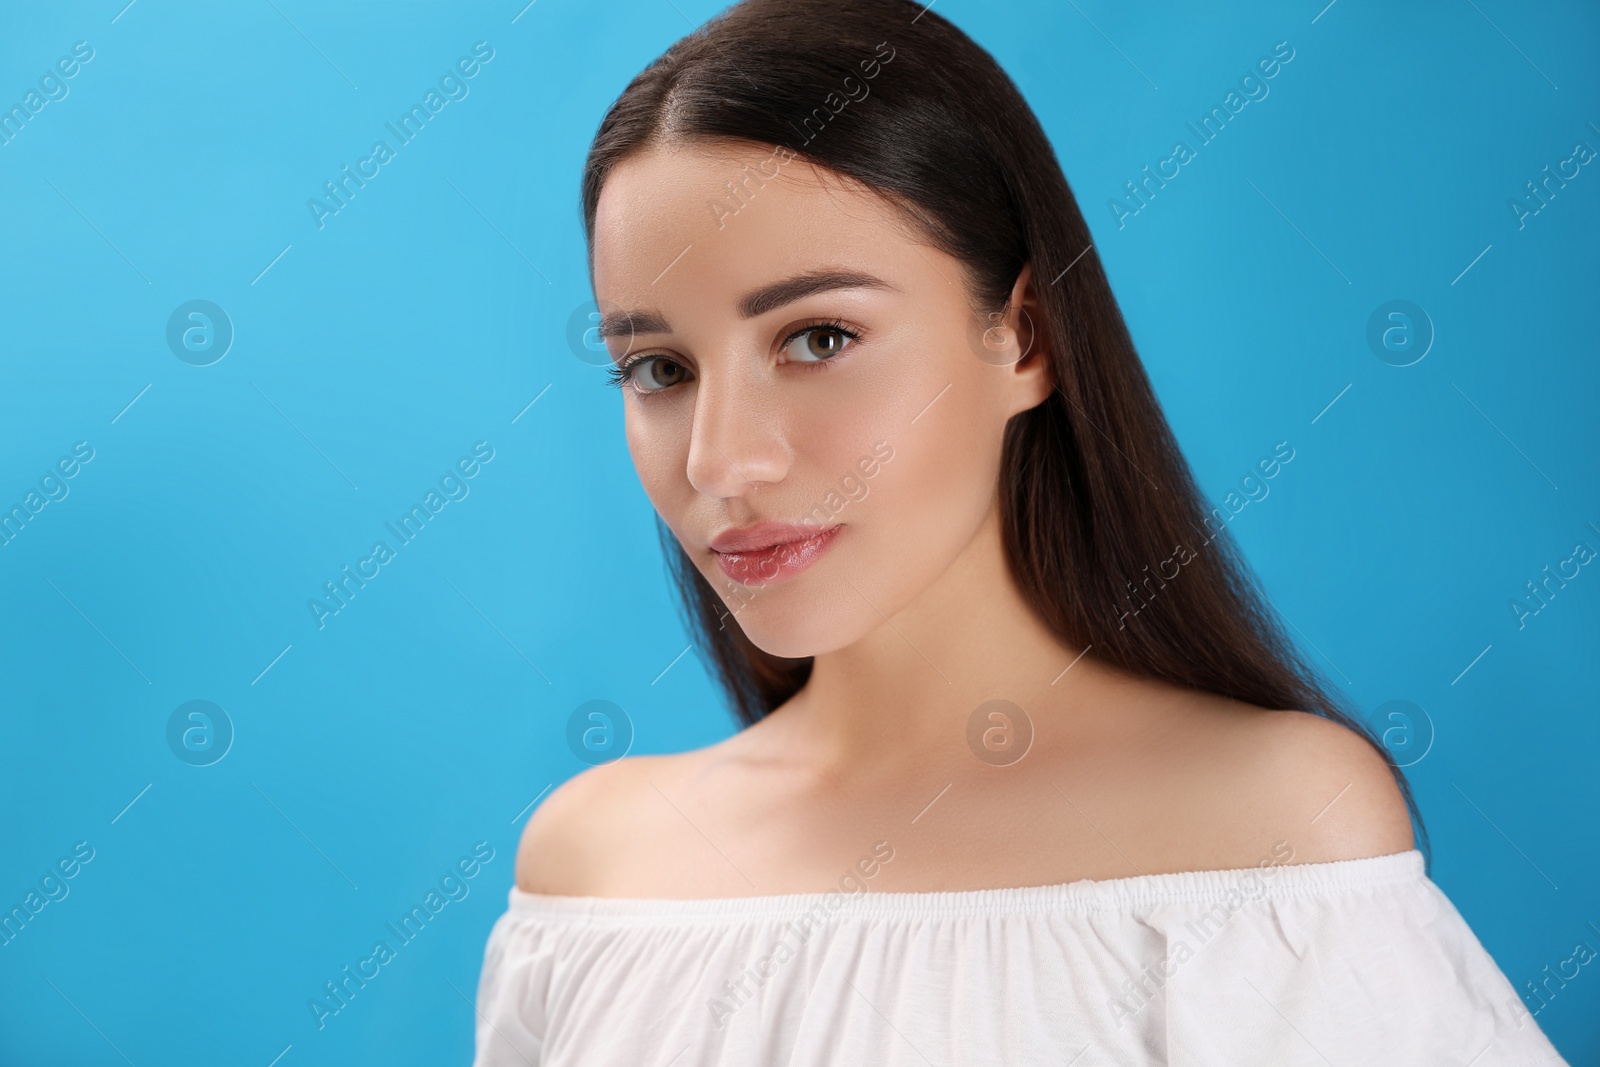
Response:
[782,324,859,364]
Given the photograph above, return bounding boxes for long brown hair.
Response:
[580,0,1428,862]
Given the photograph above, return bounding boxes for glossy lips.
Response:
[709,522,842,586]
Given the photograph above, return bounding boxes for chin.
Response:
[697,556,868,660]
[729,601,864,660]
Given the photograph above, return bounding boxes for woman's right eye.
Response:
[620,356,691,393]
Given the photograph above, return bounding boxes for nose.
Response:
[684,364,792,500]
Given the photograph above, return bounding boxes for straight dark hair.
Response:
[580,0,1428,864]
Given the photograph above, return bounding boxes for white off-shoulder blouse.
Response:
[471,849,1568,1065]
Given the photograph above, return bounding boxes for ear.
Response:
[996,262,1056,416]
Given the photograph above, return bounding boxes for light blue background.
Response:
[1,0,1596,1063]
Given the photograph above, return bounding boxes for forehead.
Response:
[591,139,937,314]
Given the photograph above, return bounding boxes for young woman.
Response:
[472,1,1568,1063]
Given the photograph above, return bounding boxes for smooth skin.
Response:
[518,138,1414,899]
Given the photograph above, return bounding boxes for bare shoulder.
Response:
[1230,707,1416,864]
[514,753,682,896]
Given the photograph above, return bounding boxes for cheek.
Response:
[785,390,883,498]
[624,404,689,509]
[824,344,1007,567]
[866,397,1001,543]
[791,335,948,473]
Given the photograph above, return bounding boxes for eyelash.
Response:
[604,319,862,394]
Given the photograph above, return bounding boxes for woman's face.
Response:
[591,138,1051,659]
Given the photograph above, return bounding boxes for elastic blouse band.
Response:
[503,849,1425,924]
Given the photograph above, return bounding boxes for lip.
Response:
[709,522,843,586]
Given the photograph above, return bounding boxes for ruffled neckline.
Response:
[504,848,1424,924]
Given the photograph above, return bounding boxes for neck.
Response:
[780,501,1142,777]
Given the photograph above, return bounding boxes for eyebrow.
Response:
[597,268,896,339]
